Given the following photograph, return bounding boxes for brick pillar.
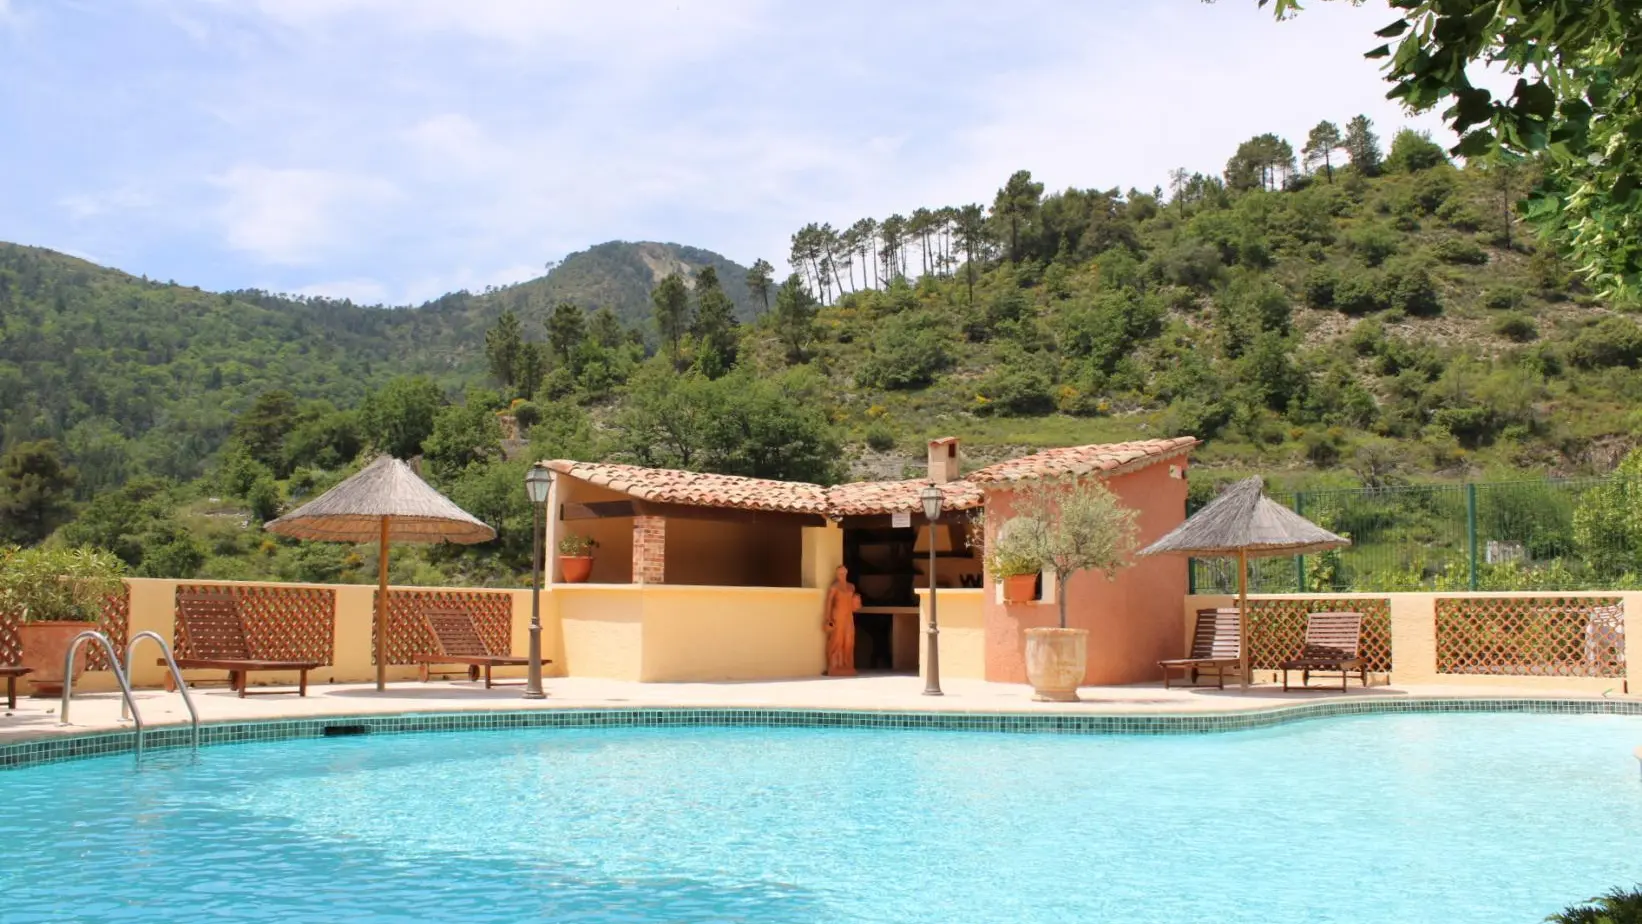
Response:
[632,516,666,584]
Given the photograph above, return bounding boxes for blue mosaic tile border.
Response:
[3,697,1640,770]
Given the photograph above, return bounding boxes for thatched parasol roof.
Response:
[265,455,496,545]
[1140,476,1348,559]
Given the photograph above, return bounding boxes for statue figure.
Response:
[823,565,859,677]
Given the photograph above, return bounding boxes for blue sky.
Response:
[1,0,1471,306]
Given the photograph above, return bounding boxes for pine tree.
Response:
[691,266,738,378]
[771,273,818,363]
[484,310,524,388]
[745,259,774,316]
[1344,115,1382,176]
[652,273,691,369]
[1303,120,1344,182]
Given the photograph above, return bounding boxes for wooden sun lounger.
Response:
[167,591,322,697]
[413,607,549,689]
[1281,611,1367,692]
[1159,608,1241,689]
[1,665,30,709]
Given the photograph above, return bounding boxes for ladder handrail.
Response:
[59,630,145,759]
[123,630,200,749]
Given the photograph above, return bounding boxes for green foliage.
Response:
[1384,129,1448,173]
[360,376,444,459]
[1345,223,1400,266]
[864,424,896,452]
[0,440,77,545]
[1546,886,1642,924]
[1573,452,1642,579]
[652,272,691,368]
[1342,114,1381,176]
[690,265,739,378]
[558,534,597,557]
[55,477,204,577]
[1493,312,1538,342]
[1003,478,1140,628]
[772,273,819,363]
[547,302,586,366]
[484,311,524,390]
[0,545,125,622]
[1432,237,1488,265]
[422,399,505,483]
[1569,318,1642,369]
[975,353,1055,417]
[858,310,953,390]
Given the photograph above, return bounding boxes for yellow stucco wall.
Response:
[639,585,824,681]
[61,578,558,694]
[1183,591,1635,693]
[917,588,985,681]
[556,585,645,680]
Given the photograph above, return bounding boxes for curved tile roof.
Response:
[546,437,1197,518]
[964,437,1199,484]
[826,479,984,516]
[544,460,830,515]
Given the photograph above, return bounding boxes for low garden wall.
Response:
[1183,591,1640,693]
[916,589,985,682]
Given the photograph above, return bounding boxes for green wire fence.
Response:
[1188,476,1642,594]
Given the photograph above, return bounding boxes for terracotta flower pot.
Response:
[559,556,594,583]
[1024,627,1088,703]
[1002,573,1038,604]
[19,621,93,697]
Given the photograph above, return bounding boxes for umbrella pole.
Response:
[1238,547,1249,691]
[377,516,390,692]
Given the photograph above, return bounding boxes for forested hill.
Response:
[7,119,1642,588]
[492,241,757,328]
[0,239,749,489]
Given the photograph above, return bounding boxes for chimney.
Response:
[927,437,960,484]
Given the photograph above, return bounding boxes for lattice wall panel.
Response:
[373,589,515,666]
[173,584,335,664]
[0,588,129,670]
[1436,597,1625,678]
[1245,597,1393,673]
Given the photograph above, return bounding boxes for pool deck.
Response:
[2,675,1637,744]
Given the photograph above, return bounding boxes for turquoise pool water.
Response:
[2,713,1640,923]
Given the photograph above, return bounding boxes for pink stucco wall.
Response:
[982,459,1189,685]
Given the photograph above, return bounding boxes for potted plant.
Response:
[1005,478,1138,702]
[984,516,1042,604]
[557,534,598,583]
[0,546,127,697]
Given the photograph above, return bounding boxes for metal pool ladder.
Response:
[57,630,200,760]
[123,630,200,750]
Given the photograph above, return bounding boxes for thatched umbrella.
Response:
[265,455,495,690]
[1139,476,1348,689]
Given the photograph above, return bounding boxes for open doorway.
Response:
[844,527,918,673]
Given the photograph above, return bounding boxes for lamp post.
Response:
[523,463,552,700]
[920,482,943,697]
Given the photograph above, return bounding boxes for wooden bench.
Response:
[168,591,323,697]
[0,665,30,709]
[1159,608,1241,689]
[413,607,548,689]
[1281,611,1367,692]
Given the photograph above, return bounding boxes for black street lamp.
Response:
[523,463,552,700]
[920,482,943,697]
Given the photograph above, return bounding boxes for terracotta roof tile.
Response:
[963,437,1199,484]
[544,460,830,515]
[826,479,984,517]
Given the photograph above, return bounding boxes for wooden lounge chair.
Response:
[1159,608,1241,689]
[413,607,548,688]
[1281,611,1367,692]
[167,591,323,697]
[1,665,30,709]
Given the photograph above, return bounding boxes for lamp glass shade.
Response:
[524,464,553,504]
[919,484,942,522]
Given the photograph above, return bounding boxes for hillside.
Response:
[487,241,757,330]
[8,123,1642,588]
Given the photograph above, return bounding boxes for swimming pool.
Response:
[2,712,1639,923]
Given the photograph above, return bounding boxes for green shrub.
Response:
[1435,198,1483,231]
[1303,265,1338,308]
[864,424,896,452]
[1482,285,1525,310]
[511,401,542,431]
[975,360,1055,417]
[856,310,953,389]
[1382,259,1441,316]
[1345,224,1400,267]
[1570,317,1642,369]
[1492,312,1538,342]
[0,546,126,622]
[1333,266,1385,315]
[1431,237,1488,265]
[1385,129,1448,173]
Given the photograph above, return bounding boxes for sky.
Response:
[0,0,1475,306]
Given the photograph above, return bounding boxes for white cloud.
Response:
[59,186,155,220]
[211,166,398,265]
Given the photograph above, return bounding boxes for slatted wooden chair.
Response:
[1280,611,1367,692]
[413,607,547,689]
[1,665,30,709]
[169,590,323,697]
[1158,608,1241,689]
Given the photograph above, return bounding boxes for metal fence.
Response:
[1189,477,1642,594]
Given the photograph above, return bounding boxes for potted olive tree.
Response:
[1008,478,1138,702]
[0,546,127,696]
[557,534,598,583]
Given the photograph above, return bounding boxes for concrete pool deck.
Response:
[2,675,1637,744]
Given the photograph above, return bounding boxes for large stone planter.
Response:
[1024,627,1088,702]
[19,621,92,697]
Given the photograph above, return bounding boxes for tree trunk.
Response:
[1057,572,1068,630]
